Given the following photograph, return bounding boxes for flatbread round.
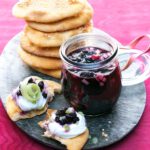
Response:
[5,78,61,121]
[18,47,62,69]
[12,0,87,23]
[39,109,89,150]
[6,95,48,121]
[20,33,60,58]
[27,3,93,32]
[32,67,61,79]
[25,22,93,47]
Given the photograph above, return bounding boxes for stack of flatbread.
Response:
[12,0,93,78]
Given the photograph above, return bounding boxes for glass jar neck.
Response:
[60,33,118,70]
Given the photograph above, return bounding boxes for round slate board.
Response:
[0,29,146,150]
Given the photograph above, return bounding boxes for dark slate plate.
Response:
[0,30,146,150]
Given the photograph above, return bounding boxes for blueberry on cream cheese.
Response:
[55,107,79,125]
[13,77,51,112]
[6,76,62,121]
[41,107,87,139]
[38,81,44,91]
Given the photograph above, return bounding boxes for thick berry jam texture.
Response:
[68,47,111,63]
[55,108,79,126]
[62,47,122,115]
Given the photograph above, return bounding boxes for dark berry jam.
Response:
[68,47,111,63]
[62,47,122,115]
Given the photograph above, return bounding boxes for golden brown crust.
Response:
[12,0,87,23]
[18,47,62,69]
[6,95,48,121]
[38,109,55,125]
[31,67,61,79]
[60,129,89,150]
[20,33,60,58]
[24,22,93,47]
[5,78,61,121]
[39,109,89,150]
[26,3,93,32]
[45,80,62,94]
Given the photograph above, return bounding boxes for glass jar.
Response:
[60,33,122,115]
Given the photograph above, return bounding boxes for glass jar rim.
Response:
[60,33,118,69]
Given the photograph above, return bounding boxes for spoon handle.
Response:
[120,34,150,71]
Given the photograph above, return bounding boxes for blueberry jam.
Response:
[68,47,111,63]
[55,108,79,125]
[62,47,122,115]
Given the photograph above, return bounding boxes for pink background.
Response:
[0,0,150,149]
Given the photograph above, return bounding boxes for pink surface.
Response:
[0,0,150,149]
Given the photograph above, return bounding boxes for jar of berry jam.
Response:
[60,33,150,115]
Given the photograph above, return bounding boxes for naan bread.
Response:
[6,95,48,121]
[6,78,61,121]
[20,33,60,58]
[27,3,93,32]
[18,47,62,69]
[39,109,89,150]
[24,22,93,47]
[12,0,87,23]
[32,67,61,79]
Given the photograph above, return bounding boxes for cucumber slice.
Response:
[20,82,41,104]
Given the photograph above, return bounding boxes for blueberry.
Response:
[38,81,44,91]
[66,113,74,119]
[16,90,22,96]
[79,52,85,58]
[59,118,66,125]
[76,58,82,62]
[42,92,47,98]
[65,116,73,124]
[68,47,106,64]
[85,57,93,63]
[59,116,66,121]
[87,51,94,56]
[70,113,77,118]
[56,110,66,116]
[80,72,94,78]
[76,117,79,122]
[55,108,80,125]
[73,117,79,123]
[28,78,35,84]
[55,117,59,122]
[66,113,78,123]
[83,50,89,54]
